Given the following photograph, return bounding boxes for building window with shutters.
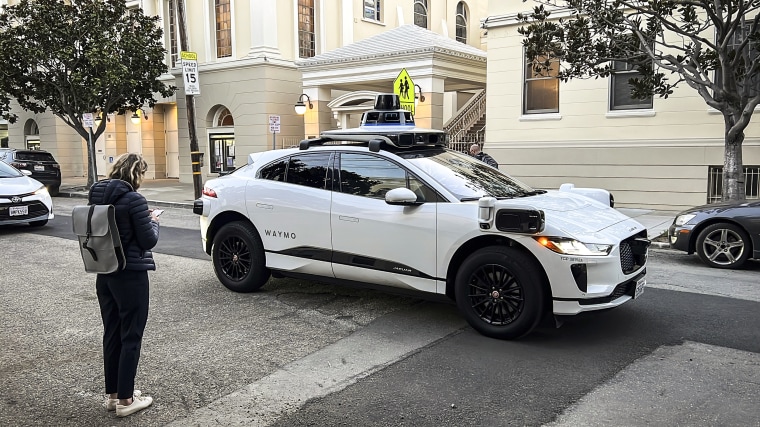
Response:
[215,0,232,58]
[298,0,315,58]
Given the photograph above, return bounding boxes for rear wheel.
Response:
[212,221,270,292]
[455,246,546,340]
[49,185,60,196]
[696,222,751,269]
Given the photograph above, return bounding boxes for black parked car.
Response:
[0,149,61,196]
[668,199,760,269]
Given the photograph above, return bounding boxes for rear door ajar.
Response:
[329,152,439,293]
[248,151,335,278]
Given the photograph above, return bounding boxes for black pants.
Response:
[96,269,150,400]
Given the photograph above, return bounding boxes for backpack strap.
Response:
[82,205,98,261]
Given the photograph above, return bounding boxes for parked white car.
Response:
[194,98,649,339]
[0,159,54,227]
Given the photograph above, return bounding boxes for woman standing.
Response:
[88,153,159,417]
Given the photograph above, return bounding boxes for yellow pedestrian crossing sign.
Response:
[394,69,415,116]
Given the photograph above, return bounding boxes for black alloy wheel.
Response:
[455,246,546,339]
[695,222,751,269]
[212,221,270,292]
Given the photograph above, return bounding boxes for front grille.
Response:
[579,270,645,305]
[0,201,49,221]
[619,232,649,274]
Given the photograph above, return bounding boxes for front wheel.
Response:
[695,222,751,269]
[455,246,546,340]
[212,221,270,292]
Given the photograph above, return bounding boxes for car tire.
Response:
[212,221,270,292]
[29,220,48,227]
[695,222,751,269]
[49,185,60,197]
[455,246,546,340]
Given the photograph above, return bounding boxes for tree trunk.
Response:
[722,114,745,201]
[86,128,98,188]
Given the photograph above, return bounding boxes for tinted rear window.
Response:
[16,152,56,162]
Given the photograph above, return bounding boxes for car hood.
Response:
[0,175,44,195]
[679,199,760,215]
[496,191,645,239]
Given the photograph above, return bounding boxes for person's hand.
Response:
[149,209,162,223]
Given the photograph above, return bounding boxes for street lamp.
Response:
[130,109,148,124]
[294,94,313,115]
[414,84,425,103]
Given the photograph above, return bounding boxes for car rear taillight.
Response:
[51,164,60,169]
[11,162,27,168]
[202,187,217,198]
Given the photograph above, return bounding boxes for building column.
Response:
[248,0,281,59]
[412,77,445,130]
[301,87,334,138]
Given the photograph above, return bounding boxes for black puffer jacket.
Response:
[88,179,159,271]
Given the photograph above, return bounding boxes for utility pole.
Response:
[174,0,202,199]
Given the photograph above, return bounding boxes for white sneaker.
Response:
[104,397,118,411]
[115,390,153,417]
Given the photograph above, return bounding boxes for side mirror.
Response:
[385,188,421,206]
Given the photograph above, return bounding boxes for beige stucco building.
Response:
[4,0,489,186]
[483,3,759,211]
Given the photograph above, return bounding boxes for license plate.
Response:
[634,277,646,299]
[34,165,44,171]
[10,206,28,216]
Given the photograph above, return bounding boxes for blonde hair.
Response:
[108,153,148,190]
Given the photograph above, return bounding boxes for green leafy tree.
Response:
[0,0,176,187]
[518,0,759,201]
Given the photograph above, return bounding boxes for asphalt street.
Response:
[1,197,758,426]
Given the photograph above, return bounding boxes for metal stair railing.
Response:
[443,89,486,138]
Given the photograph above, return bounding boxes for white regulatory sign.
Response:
[82,113,94,128]
[269,115,281,133]
[181,51,201,96]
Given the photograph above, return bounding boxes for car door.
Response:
[248,151,335,278]
[330,152,439,293]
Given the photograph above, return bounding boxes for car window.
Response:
[16,152,55,162]
[259,158,287,182]
[0,160,23,178]
[398,149,536,200]
[337,152,439,202]
[285,152,332,190]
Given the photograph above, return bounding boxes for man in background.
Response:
[469,144,498,169]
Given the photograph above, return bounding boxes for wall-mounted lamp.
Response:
[130,109,148,125]
[294,93,313,115]
[94,112,111,127]
[414,84,425,103]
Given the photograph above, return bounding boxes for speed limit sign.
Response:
[181,51,200,95]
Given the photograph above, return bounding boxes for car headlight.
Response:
[533,236,612,256]
[674,214,696,226]
[33,185,49,196]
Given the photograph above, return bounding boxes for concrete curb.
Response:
[57,190,194,210]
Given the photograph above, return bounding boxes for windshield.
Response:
[0,160,24,178]
[398,149,537,200]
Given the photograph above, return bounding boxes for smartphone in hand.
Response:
[152,209,165,217]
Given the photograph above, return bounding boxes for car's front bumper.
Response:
[668,223,694,253]
[552,270,646,315]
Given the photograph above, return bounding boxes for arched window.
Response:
[414,0,428,29]
[215,107,234,127]
[455,2,468,44]
[24,119,40,150]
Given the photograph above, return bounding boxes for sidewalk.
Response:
[57,177,675,247]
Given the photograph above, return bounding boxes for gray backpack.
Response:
[72,204,126,274]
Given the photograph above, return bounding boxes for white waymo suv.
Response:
[194,95,649,339]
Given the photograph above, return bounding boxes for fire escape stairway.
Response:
[443,89,487,153]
